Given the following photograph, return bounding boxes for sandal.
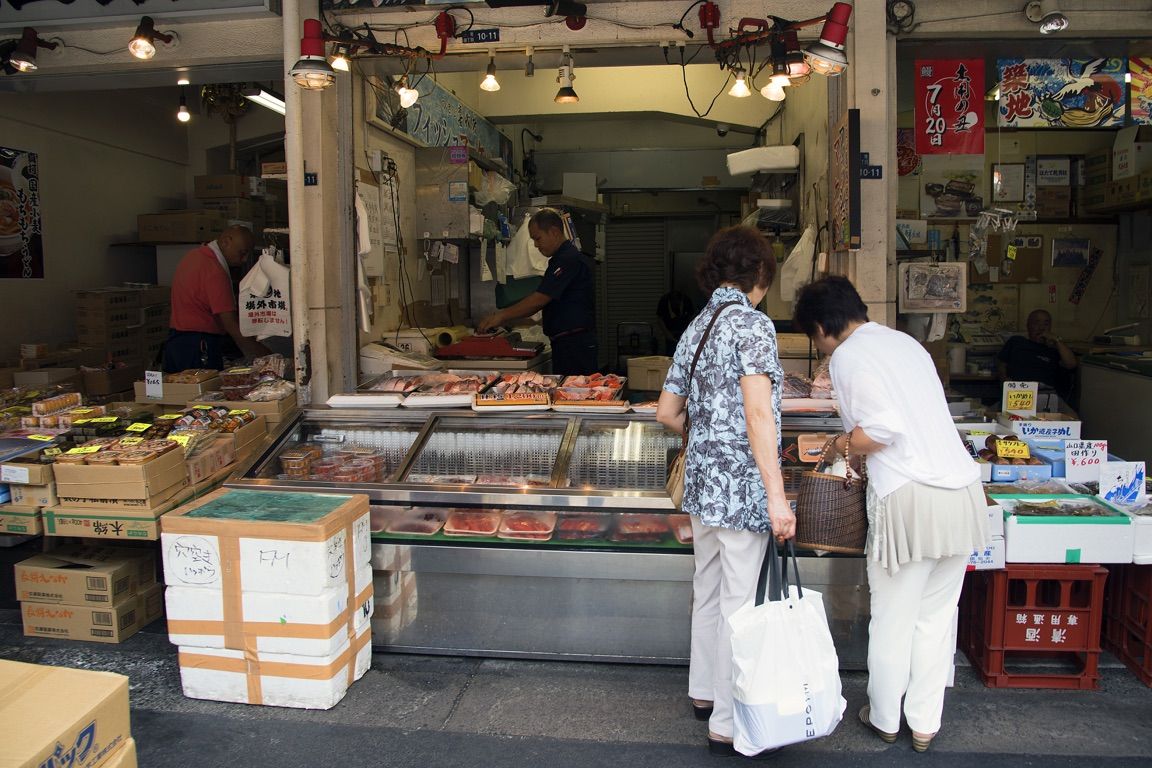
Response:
[858,705,898,744]
[912,731,936,753]
[692,698,714,721]
[707,734,780,760]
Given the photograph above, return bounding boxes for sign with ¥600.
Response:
[1066,440,1107,483]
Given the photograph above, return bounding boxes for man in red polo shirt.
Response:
[163,225,270,372]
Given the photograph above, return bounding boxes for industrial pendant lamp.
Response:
[480,51,500,92]
[177,89,190,123]
[394,75,419,108]
[128,17,174,61]
[290,19,336,91]
[804,1,852,77]
[554,48,578,103]
[330,44,352,72]
[6,27,56,73]
[728,68,752,98]
[1025,0,1069,34]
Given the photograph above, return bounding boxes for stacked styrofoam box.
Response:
[161,489,373,709]
[373,543,417,644]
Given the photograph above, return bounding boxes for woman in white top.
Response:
[792,276,988,754]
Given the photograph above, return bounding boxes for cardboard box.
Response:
[137,582,164,627]
[74,304,138,330]
[44,489,192,540]
[99,738,138,768]
[77,324,140,353]
[195,174,250,199]
[967,535,1005,570]
[127,285,171,306]
[261,162,288,176]
[83,365,146,397]
[188,392,298,423]
[997,412,1081,440]
[75,289,140,313]
[1108,175,1140,207]
[1035,186,1071,218]
[134,377,222,405]
[53,447,188,502]
[1112,125,1152,179]
[219,416,266,457]
[0,659,131,768]
[51,543,157,590]
[20,342,49,359]
[21,598,144,643]
[11,482,57,508]
[138,210,227,243]
[625,356,672,392]
[12,367,81,389]
[1000,494,1134,564]
[185,439,235,485]
[1082,181,1111,210]
[1083,149,1112,185]
[15,551,139,606]
[55,475,189,511]
[198,196,265,224]
[0,504,42,535]
[1,459,54,485]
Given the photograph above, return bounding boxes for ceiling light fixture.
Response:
[1025,0,1069,34]
[804,2,852,77]
[555,47,578,104]
[331,44,352,73]
[760,81,787,102]
[480,51,500,92]
[728,68,752,97]
[782,30,810,78]
[395,75,419,109]
[242,86,286,115]
[290,19,336,91]
[5,27,57,73]
[128,17,175,61]
[177,89,191,123]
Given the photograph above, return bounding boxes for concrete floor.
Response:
[2,606,1151,768]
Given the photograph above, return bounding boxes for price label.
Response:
[996,440,1031,460]
[90,416,119,423]
[65,445,104,455]
[1,465,29,483]
[158,414,182,420]
[227,409,252,416]
[27,434,55,442]
[125,422,153,433]
[70,408,94,415]
[1006,244,1018,261]
[118,437,144,445]
[169,434,193,449]
[1002,381,1038,417]
[72,419,93,426]
[43,447,62,457]
[144,370,164,399]
[192,405,213,410]
[1066,440,1107,483]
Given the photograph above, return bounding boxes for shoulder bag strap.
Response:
[683,300,740,437]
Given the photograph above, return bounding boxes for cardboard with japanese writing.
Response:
[15,551,140,606]
[997,58,1126,128]
[1002,381,1039,417]
[915,59,984,154]
[1100,461,1147,507]
[1065,440,1108,483]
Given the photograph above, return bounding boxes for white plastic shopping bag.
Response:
[238,250,291,340]
[729,543,845,755]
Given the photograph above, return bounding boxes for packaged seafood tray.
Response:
[361,371,425,395]
[610,513,670,543]
[443,509,502,537]
[405,473,477,485]
[630,401,658,414]
[551,388,631,414]
[555,513,612,541]
[668,514,694,544]
[385,507,447,536]
[498,511,557,541]
[560,373,626,390]
[490,372,562,394]
[327,392,404,409]
[402,370,499,408]
[472,392,551,412]
[165,369,220,384]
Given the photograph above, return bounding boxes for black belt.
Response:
[551,327,592,340]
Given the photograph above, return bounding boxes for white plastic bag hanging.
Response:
[729,543,845,755]
[238,249,292,340]
[780,226,817,302]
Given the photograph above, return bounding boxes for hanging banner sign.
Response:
[915,59,985,155]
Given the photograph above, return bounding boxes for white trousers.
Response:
[687,517,770,739]
[865,554,968,735]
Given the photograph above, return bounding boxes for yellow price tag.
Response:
[70,408,94,415]
[72,419,93,425]
[43,447,62,456]
[158,414,182,420]
[227,409,252,416]
[1005,390,1035,411]
[118,437,144,445]
[27,434,55,442]
[65,445,104,455]
[90,417,119,423]
[192,405,214,410]
[996,440,1031,460]
[1005,244,1018,261]
[169,434,193,448]
[125,422,152,432]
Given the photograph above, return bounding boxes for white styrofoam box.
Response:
[978,461,992,483]
[986,501,1005,538]
[402,571,418,625]
[165,565,372,656]
[376,568,403,598]
[967,536,1006,571]
[1121,505,1152,564]
[177,621,371,710]
[726,145,800,175]
[161,510,371,596]
[1000,496,1133,564]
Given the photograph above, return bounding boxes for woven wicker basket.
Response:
[794,437,868,555]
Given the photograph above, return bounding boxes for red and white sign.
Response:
[915,59,985,155]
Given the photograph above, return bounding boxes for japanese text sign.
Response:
[1065,440,1107,483]
[996,440,1030,460]
[1002,381,1038,417]
[915,59,985,154]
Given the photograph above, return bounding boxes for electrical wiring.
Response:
[44,38,120,56]
[674,1,706,39]
[679,44,729,118]
[583,14,681,32]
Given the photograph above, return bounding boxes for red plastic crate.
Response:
[959,563,1108,689]
[1103,564,1152,686]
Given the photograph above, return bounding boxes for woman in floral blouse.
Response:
[657,226,795,759]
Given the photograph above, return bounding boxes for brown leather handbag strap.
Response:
[683,300,740,436]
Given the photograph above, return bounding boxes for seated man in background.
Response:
[997,309,1078,410]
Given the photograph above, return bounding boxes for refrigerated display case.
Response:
[227,408,869,666]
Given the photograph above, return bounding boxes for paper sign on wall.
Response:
[1065,440,1107,484]
[145,370,163,399]
[1002,381,1038,417]
[1099,461,1147,507]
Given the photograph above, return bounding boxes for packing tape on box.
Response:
[166,583,373,641]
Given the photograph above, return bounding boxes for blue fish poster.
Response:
[997,58,1126,128]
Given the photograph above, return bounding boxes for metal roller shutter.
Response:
[601,220,667,372]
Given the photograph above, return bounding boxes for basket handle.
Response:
[815,432,867,485]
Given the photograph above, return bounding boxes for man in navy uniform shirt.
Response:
[998,308,1078,400]
[477,208,597,375]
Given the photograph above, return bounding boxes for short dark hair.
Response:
[792,276,869,339]
[696,226,776,295]
[529,208,565,232]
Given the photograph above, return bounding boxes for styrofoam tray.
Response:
[551,402,631,414]
[402,393,474,408]
[327,393,404,408]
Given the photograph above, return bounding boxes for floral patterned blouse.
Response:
[662,286,784,533]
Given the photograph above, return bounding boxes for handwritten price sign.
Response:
[1002,381,1038,417]
[996,440,1030,460]
[1066,440,1107,483]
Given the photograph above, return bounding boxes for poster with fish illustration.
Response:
[0,146,43,280]
[1100,461,1147,507]
[1131,57,1152,124]
[997,58,1126,128]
